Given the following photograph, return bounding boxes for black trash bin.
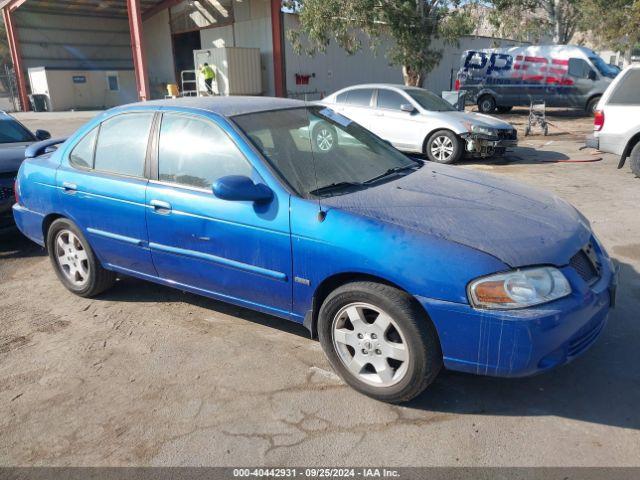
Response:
[29,94,49,112]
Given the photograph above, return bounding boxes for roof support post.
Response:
[270,0,285,97]
[127,0,150,101]
[3,6,30,111]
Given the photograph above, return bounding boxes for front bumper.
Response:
[417,256,617,378]
[462,131,518,158]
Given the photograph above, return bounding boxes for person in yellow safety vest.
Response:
[200,63,216,95]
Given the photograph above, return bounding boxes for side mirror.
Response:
[35,129,51,141]
[212,175,273,203]
[588,70,597,81]
[400,103,415,113]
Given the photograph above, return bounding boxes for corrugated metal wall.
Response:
[14,10,133,70]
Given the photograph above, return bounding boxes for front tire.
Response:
[318,282,442,403]
[586,97,600,116]
[47,218,116,297]
[425,130,462,164]
[478,95,496,113]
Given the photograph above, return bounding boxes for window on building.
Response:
[69,127,98,169]
[94,113,154,177]
[158,113,253,189]
[376,89,406,110]
[106,73,120,92]
[345,89,374,107]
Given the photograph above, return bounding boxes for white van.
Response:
[456,45,618,114]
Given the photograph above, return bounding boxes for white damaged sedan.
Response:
[320,84,517,164]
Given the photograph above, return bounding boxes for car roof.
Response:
[337,84,417,91]
[121,96,307,117]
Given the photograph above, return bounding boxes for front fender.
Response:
[290,196,508,319]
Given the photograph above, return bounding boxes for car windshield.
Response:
[0,117,35,144]
[589,56,619,79]
[404,88,456,111]
[232,106,420,197]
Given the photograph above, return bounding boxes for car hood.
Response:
[323,164,591,268]
[436,111,514,130]
[0,142,32,174]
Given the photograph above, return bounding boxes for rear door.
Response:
[338,88,375,128]
[56,111,157,276]
[144,111,292,315]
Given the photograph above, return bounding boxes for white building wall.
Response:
[143,9,177,97]
[283,14,527,98]
[199,0,274,95]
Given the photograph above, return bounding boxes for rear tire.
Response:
[318,281,442,403]
[47,218,116,297]
[477,95,496,113]
[425,130,463,164]
[586,97,600,116]
[630,142,640,177]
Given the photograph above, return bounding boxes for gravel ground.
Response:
[1,108,638,467]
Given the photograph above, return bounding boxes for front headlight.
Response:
[470,125,497,136]
[468,267,571,310]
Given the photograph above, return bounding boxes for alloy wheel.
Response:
[331,302,409,387]
[54,229,90,287]
[430,135,454,162]
[315,128,334,151]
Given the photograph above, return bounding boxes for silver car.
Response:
[320,84,517,164]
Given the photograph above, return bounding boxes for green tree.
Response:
[285,0,474,87]
[490,0,583,44]
[580,0,640,52]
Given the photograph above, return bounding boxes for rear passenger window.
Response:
[345,89,374,107]
[336,92,348,103]
[608,70,640,105]
[94,113,154,177]
[377,89,405,110]
[69,127,98,169]
[158,113,252,189]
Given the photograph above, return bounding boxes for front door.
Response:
[56,111,156,276]
[145,112,292,316]
[372,89,425,152]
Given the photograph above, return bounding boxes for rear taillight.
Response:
[594,110,604,131]
[454,79,461,91]
[14,179,20,205]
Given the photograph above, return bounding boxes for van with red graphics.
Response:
[456,45,618,115]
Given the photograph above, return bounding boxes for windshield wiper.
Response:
[309,181,363,196]
[363,165,417,185]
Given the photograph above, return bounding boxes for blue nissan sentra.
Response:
[13,97,616,403]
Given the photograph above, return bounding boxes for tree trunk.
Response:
[402,65,423,87]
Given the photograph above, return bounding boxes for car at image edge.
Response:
[587,64,640,177]
[13,97,616,403]
[0,111,51,232]
[320,84,517,164]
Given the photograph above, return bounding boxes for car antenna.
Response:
[303,93,326,222]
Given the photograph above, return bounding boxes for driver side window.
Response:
[568,58,593,79]
[158,113,253,189]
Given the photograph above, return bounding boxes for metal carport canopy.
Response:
[0,0,184,110]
